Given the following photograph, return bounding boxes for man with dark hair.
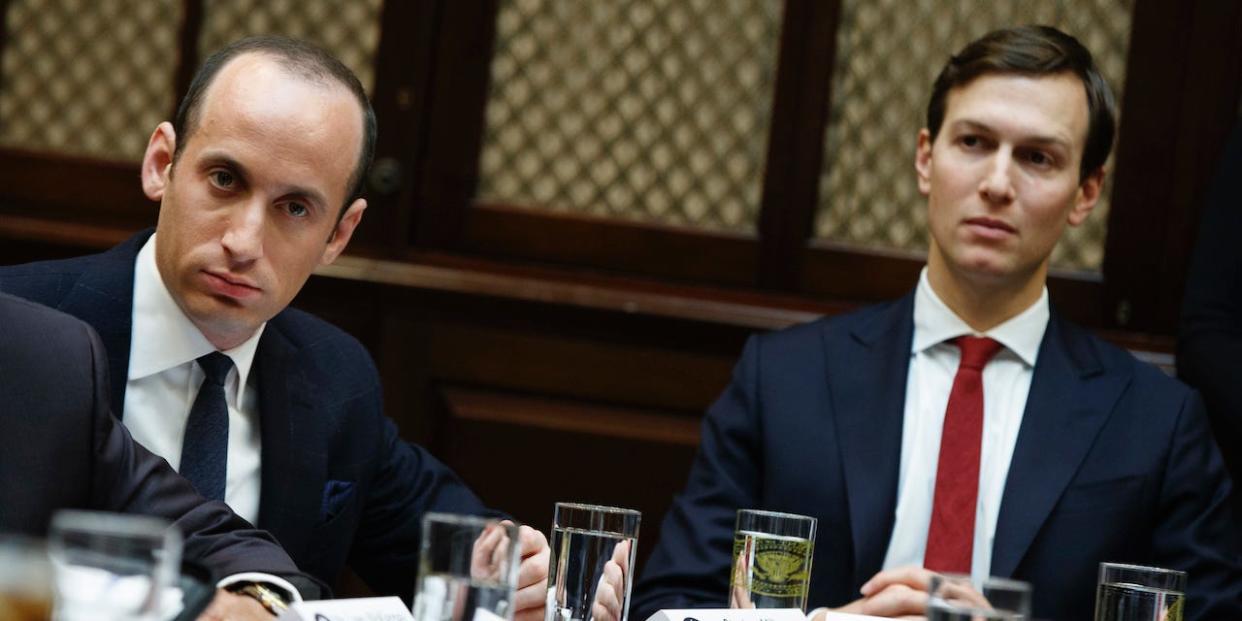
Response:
[0,291,319,619]
[632,25,1242,621]
[0,36,549,616]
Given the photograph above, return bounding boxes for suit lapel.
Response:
[254,320,323,561]
[57,232,152,415]
[991,313,1129,577]
[826,293,914,586]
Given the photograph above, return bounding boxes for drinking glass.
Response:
[545,503,641,621]
[927,573,1032,620]
[1094,563,1186,621]
[729,509,816,611]
[413,513,520,621]
[0,536,54,621]
[48,510,182,621]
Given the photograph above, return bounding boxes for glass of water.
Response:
[1094,563,1186,621]
[0,536,54,621]
[413,513,520,621]
[729,509,816,611]
[48,510,182,621]
[546,503,641,621]
[927,573,1031,620]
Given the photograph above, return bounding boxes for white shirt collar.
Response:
[129,235,265,399]
[912,267,1049,367]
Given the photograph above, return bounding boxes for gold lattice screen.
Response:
[814,0,1133,272]
[0,0,384,163]
[476,0,784,233]
[197,0,384,94]
[0,0,183,162]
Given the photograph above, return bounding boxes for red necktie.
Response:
[924,335,1004,573]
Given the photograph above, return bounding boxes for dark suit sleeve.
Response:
[1178,124,1242,486]
[80,322,324,596]
[1152,389,1242,619]
[345,383,496,601]
[632,336,765,621]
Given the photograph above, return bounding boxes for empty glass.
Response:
[413,513,521,621]
[729,509,816,611]
[1094,563,1186,621]
[545,503,640,621]
[48,510,182,621]
[927,573,1032,620]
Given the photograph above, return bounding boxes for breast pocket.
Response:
[1054,474,1147,516]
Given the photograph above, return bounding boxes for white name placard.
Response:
[277,596,413,621]
[645,608,807,621]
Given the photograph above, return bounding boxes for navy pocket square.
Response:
[321,480,355,521]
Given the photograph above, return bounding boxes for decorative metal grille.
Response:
[198,0,384,93]
[0,0,183,162]
[814,0,1133,272]
[477,0,784,233]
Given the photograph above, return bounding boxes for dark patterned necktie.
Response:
[924,336,1003,573]
[179,352,233,501]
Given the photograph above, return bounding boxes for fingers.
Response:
[512,524,550,618]
[860,565,935,597]
[471,523,508,580]
[858,583,929,619]
[517,523,549,558]
[591,558,625,621]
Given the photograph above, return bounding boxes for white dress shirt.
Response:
[123,235,265,525]
[881,268,1049,580]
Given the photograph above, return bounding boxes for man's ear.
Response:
[321,198,367,265]
[915,129,934,196]
[1068,166,1106,227]
[141,122,177,201]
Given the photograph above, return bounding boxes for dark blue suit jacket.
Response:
[0,231,492,598]
[633,293,1242,621]
[0,291,316,591]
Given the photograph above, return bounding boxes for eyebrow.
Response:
[197,150,330,212]
[949,120,1073,151]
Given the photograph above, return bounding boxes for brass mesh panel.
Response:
[0,0,183,162]
[814,0,1132,272]
[198,0,384,93]
[477,0,784,233]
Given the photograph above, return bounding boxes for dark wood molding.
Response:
[463,203,759,287]
[1105,0,1242,334]
[414,0,501,248]
[0,149,154,227]
[171,0,204,115]
[757,0,842,291]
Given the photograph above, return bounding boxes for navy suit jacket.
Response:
[0,231,491,598]
[633,293,1242,621]
[0,291,316,590]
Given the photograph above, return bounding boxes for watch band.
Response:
[228,582,291,616]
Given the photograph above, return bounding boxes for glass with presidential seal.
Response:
[0,536,54,621]
[546,503,640,621]
[413,513,520,621]
[927,573,1031,620]
[48,510,182,621]
[729,509,816,610]
[1094,563,1186,621]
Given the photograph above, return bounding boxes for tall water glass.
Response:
[927,574,1031,620]
[545,503,640,621]
[413,513,520,621]
[0,536,54,621]
[48,510,182,621]
[1094,563,1186,621]
[729,509,816,611]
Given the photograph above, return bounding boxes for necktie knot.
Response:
[954,336,1003,370]
[197,352,233,386]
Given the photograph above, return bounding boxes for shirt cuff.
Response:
[217,572,305,603]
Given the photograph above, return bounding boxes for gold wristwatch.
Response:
[228,582,291,616]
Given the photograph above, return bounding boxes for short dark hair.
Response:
[926,25,1116,181]
[172,35,377,213]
